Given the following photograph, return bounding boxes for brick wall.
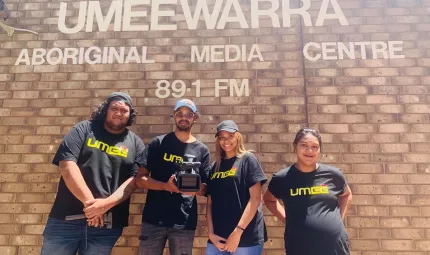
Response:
[0,0,429,254]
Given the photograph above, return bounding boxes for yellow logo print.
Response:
[87,138,128,158]
[210,167,237,180]
[163,153,184,163]
[290,185,329,197]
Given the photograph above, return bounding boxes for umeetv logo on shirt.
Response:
[290,185,329,197]
[163,153,184,163]
[210,168,237,180]
[86,138,128,158]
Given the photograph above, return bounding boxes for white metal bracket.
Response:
[0,20,39,37]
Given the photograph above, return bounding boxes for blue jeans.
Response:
[205,242,264,255]
[139,221,195,255]
[41,217,123,255]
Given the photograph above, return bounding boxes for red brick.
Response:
[348,217,379,228]
[386,164,416,173]
[405,154,430,163]
[350,239,380,250]
[380,144,410,153]
[350,144,379,153]
[379,124,409,133]
[377,195,409,205]
[390,206,421,217]
[350,124,376,133]
[17,246,41,255]
[357,206,389,216]
[386,185,415,194]
[10,235,38,246]
[374,153,403,162]
[359,229,390,239]
[352,164,384,173]
[353,184,385,194]
[366,95,397,104]
[377,105,404,113]
[381,240,414,250]
[400,114,430,123]
[401,133,428,143]
[340,134,370,142]
[415,240,430,251]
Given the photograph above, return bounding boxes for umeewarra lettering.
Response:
[58,0,349,34]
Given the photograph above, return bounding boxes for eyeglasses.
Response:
[174,111,195,119]
[298,144,320,151]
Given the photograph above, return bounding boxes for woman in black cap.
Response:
[205,120,267,255]
[263,128,352,255]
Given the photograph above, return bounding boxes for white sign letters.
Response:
[57,0,349,33]
[11,0,406,99]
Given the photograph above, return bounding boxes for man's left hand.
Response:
[84,198,111,219]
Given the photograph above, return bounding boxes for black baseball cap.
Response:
[215,120,239,137]
[107,92,133,107]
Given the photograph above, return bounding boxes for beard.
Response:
[176,120,193,132]
[105,119,127,132]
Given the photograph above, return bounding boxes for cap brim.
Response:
[175,106,195,112]
[109,96,132,107]
[215,128,237,137]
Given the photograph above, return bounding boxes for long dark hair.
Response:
[293,128,323,151]
[90,98,137,126]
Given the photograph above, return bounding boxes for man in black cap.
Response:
[136,98,211,255]
[41,92,146,255]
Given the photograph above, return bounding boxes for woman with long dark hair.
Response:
[206,120,267,255]
[263,128,353,255]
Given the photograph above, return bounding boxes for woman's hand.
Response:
[209,233,227,251]
[224,228,243,252]
[87,215,104,227]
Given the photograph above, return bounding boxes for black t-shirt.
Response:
[141,132,210,230]
[50,120,145,228]
[268,164,350,255]
[207,152,268,247]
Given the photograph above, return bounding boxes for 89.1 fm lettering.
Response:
[154,79,249,98]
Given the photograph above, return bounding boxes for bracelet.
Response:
[236,225,245,231]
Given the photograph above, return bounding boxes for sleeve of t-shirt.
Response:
[331,167,348,196]
[141,137,160,172]
[243,153,268,189]
[128,136,146,178]
[52,121,88,166]
[267,171,285,200]
[199,147,211,184]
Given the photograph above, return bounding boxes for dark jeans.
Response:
[41,217,123,255]
[139,221,195,255]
